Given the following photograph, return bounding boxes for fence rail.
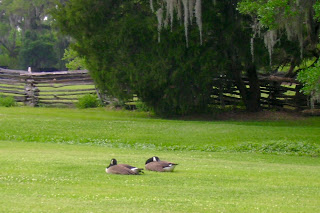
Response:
[210,76,313,110]
[0,68,96,107]
[0,68,316,110]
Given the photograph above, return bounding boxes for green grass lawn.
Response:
[1,107,320,212]
[1,141,319,212]
[1,107,320,152]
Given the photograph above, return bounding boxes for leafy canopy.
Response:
[53,0,221,116]
[297,61,320,108]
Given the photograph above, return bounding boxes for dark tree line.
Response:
[0,0,68,70]
[45,0,320,115]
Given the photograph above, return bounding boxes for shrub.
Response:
[135,101,152,112]
[297,60,320,109]
[0,96,16,107]
[76,94,99,109]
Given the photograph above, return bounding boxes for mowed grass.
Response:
[1,107,320,212]
[1,141,320,212]
[0,107,320,151]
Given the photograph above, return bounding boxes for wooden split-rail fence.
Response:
[0,68,316,111]
[0,68,97,107]
[211,75,313,111]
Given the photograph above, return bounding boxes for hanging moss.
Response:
[239,0,317,66]
[151,0,203,47]
[263,30,278,66]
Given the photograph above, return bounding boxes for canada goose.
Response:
[145,156,178,172]
[106,159,144,175]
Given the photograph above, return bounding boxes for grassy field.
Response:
[1,107,320,212]
[1,107,320,152]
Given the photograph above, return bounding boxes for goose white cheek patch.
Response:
[163,165,176,172]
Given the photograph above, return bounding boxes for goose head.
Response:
[145,156,160,165]
[108,158,117,168]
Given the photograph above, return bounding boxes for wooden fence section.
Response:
[0,68,315,110]
[0,68,96,107]
[210,76,312,111]
[0,69,26,103]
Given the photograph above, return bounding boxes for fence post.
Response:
[24,77,39,107]
[294,84,307,110]
[218,80,225,108]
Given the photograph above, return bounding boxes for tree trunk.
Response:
[246,64,261,112]
[233,64,261,112]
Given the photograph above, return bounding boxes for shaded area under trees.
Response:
[52,0,320,116]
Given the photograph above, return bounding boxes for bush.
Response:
[297,60,320,109]
[76,94,99,109]
[135,101,152,112]
[0,96,16,107]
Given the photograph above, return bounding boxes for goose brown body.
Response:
[106,159,144,175]
[145,156,178,172]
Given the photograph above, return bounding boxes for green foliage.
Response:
[18,31,58,70]
[135,101,152,112]
[53,0,249,116]
[0,3,22,61]
[297,60,320,108]
[238,0,318,68]
[52,0,318,115]
[314,1,320,21]
[0,96,16,107]
[0,0,69,69]
[297,61,320,95]
[238,0,303,29]
[62,47,86,70]
[76,94,100,109]
[0,54,10,66]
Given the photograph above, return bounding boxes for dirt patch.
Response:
[212,110,305,121]
[178,110,307,121]
[301,109,320,116]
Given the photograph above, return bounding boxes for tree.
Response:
[152,0,269,112]
[238,0,320,110]
[0,0,69,69]
[53,0,320,115]
[150,0,203,47]
[297,61,320,109]
[62,47,86,70]
[315,2,320,21]
[238,0,320,75]
[54,0,225,115]
[150,0,320,112]
[18,31,57,70]
[53,0,275,114]
[0,0,22,67]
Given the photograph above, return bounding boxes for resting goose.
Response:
[106,159,144,175]
[145,156,178,172]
